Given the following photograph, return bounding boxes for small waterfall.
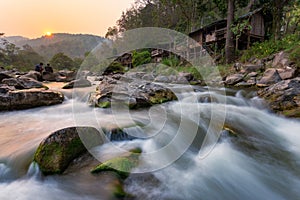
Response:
[26,162,41,178]
[0,163,12,181]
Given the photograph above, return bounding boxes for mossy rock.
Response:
[149,90,177,104]
[34,127,102,175]
[282,107,300,118]
[91,148,141,179]
[98,101,111,108]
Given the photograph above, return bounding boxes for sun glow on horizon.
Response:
[45,32,52,36]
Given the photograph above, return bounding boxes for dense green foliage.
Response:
[161,56,181,67]
[132,50,151,67]
[241,33,300,62]
[49,52,76,71]
[0,38,44,71]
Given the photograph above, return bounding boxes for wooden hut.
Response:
[189,8,265,55]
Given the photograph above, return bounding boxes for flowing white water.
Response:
[0,85,299,200]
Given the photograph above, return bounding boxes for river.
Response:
[0,83,299,200]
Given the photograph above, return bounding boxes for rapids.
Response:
[0,84,299,200]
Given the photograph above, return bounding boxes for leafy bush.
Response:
[161,56,181,67]
[132,50,151,67]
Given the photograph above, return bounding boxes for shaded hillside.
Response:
[10,33,106,60]
[4,36,29,44]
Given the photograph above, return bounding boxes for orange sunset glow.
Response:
[0,0,134,38]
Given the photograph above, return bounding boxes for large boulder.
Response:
[0,89,64,111]
[89,77,177,109]
[34,127,103,175]
[43,72,57,82]
[257,68,282,87]
[258,77,300,117]
[22,71,42,81]
[62,79,92,89]
[2,77,47,89]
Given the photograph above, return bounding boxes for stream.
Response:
[0,83,299,200]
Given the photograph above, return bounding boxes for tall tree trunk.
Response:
[225,0,235,64]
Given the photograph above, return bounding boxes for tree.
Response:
[225,0,236,63]
[213,0,249,63]
[49,52,75,70]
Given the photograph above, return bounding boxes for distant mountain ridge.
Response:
[5,33,106,60]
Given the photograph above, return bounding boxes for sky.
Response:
[0,0,134,38]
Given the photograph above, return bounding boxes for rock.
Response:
[277,67,297,80]
[142,74,155,81]
[89,78,177,109]
[0,89,64,111]
[257,68,282,87]
[247,72,258,77]
[62,79,92,89]
[91,148,142,179]
[43,72,57,82]
[233,63,243,72]
[58,70,76,81]
[0,84,15,93]
[111,74,122,80]
[2,77,47,89]
[155,76,170,83]
[272,51,291,68]
[178,72,194,82]
[22,71,42,81]
[34,127,102,175]
[107,127,139,141]
[224,74,244,85]
[235,81,256,88]
[242,64,264,73]
[94,76,104,81]
[258,77,300,117]
[0,72,13,82]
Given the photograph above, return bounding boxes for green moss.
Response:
[34,142,64,174]
[91,149,141,179]
[98,101,111,108]
[91,156,136,179]
[34,134,86,175]
[282,108,300,118]
[129,147,142,154]
[149,91,177,104]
